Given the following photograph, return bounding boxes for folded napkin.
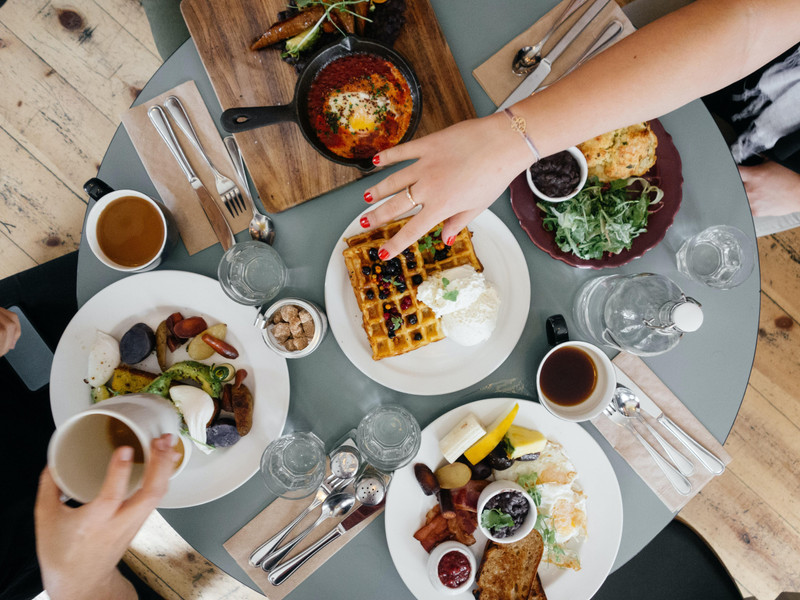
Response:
[223,475,384,599]
[591,353,731,512]
[121,80,251,255]
[473,0,636,107]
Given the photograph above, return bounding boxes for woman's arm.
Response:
[362,0,800,258]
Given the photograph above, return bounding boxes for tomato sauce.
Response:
[307,53,413,159]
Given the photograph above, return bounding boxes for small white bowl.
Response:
[426,541,476,595]
[526,146,588,203]
[477,480,536,544]
[258,298,328,358]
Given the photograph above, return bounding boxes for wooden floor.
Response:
[5,1,798,599]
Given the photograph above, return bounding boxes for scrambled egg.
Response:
[578,122,658,181]
[495,441,586,570]
[326,90,392,134]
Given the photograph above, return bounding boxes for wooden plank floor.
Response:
[6,1,798,599]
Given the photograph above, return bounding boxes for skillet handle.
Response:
[220,105,295,132]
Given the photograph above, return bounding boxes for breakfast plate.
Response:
[324,202,531,395]
[384,398,623,600]
[49,271,290,508]
[510,119,683,269]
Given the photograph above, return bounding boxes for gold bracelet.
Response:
[504,108,540,162]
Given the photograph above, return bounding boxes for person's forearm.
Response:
[516,0,800,156]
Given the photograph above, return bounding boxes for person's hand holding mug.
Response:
[35,434,179,600]
[0,307,21,357]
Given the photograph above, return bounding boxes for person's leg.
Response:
[142,0,191,61]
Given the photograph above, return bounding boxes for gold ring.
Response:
[405,186,417,208]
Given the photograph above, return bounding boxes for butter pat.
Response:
[439,413,486,463]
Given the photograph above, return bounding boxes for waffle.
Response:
[343,218,483,360]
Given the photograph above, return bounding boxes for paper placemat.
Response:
[473,0,636,107]
[224,490,383,599]
[121,80,251,255]
[591,353,731,512]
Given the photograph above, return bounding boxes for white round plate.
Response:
[385,398,623,600]
[324,203,531,395]
[49,271,290,508]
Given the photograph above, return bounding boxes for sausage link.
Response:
[201,333,239,359]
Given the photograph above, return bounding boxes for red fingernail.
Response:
[446,236,455,246]
[364,191,373,203]
[360,216,370,229]
[372,154,381,166]
[378,249,389,260]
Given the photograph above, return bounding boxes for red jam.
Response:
[437,550,471,589]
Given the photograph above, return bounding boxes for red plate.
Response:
[510,119,683,269]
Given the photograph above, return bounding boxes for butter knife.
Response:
[637,391,725,475]
[147,105,235,251]
[267,502,383,586]
[497,0,611,111]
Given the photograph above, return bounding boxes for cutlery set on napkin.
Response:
[594,353,731,512]
[121,81,255,254]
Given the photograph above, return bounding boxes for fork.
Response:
[604,403,692,496]
[248,475,349,568]
[163,96,246,217]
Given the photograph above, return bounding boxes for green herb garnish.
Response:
[391,316,403,330]
[443,289,459,302]
[537,176,664,260]
[481,508,515,531]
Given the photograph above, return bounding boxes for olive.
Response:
[458,454,492,480]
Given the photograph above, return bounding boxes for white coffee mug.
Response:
[47,394,187,503]
[85,190,175,272]
[536,341,615,422]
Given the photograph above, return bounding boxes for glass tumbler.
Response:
[260,432,326,499]
[676,225,755,289]
[356,405,421,472]
[218,240,287,305]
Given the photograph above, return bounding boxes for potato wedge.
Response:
[187,323,227,360]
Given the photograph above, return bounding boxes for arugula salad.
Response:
[537,176,665,260]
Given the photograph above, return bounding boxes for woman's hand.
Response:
[35,434,180,600]
[361,113,533,259]
[0,307,21,357]
[739,161,800,217]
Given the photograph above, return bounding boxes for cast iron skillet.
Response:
[220,36,422,172]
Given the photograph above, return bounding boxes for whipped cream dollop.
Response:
[416,266,501,346]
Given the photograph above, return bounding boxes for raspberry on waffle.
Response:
[343,219,482,360]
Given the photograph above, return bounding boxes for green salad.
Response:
[537,176,664,260]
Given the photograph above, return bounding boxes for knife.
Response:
[637,391,726,475]
[622,376,726,475]
[267,501,384,586]
[497,0,611,111]
[147,105,235,251]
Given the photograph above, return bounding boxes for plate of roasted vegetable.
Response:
[50,271,290,508]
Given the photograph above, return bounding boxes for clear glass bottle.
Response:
[572,273,703,356]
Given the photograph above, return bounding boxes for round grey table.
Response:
[76,1,759,597]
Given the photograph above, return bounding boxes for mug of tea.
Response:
[47,393,188,503]
[85,186,176,272]
[536,340,616,422]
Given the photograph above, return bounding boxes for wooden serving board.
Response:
[181,0,476,213]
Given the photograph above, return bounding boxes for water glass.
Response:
[260,432,326,499]
[218,240,287,305]
[676,225,755,289]
[356,405,421,472]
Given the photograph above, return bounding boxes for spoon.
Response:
[512,0,588,75]
[223,135,275,245]
[260,492,355,572]
[614,386,696,477]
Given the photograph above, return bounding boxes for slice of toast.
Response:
[473,530,547,600]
